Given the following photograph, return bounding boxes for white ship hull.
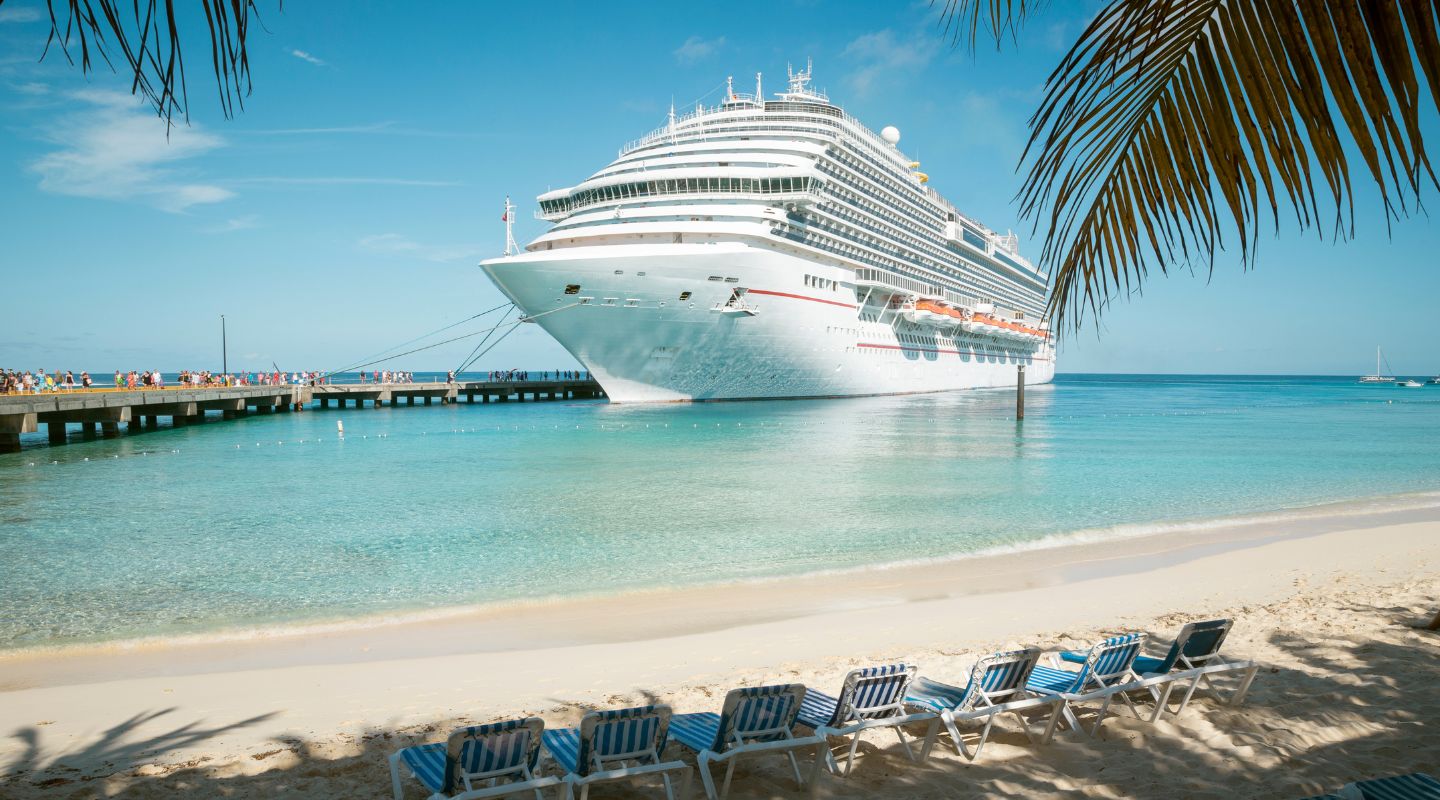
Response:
[484,242,1054,403]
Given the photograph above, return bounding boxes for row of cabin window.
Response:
[803,274,837,291]
[539,176,817,215]
[820,173,1039,313]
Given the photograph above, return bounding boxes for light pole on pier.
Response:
[221,314,228,377]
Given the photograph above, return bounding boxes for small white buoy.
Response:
[83,457,89,461]
[337,420,345,437]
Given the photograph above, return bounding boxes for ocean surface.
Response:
[2,374,1439,651]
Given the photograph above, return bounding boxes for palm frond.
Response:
[1019,0,1440,331]
[933,0,1046,50]
[39,0,265,127]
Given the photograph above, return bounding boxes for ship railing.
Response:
[853,268,941,298]
[534,184,826,221]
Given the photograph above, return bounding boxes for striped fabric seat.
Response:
[540,703,689,800]
[1027,664,1087,694]
[669,685,817,800]
[1025,634,1146,737]
[796,663,911,728]
[1028,634,1145,698]
[388,717,545,800]
[398,743,451,793]
[668,712,725,754]
[541,706,664,776]
[904,647,1057,761]
[795,664,922,777]
[905,677,971,713]
[1353,773,1440,800]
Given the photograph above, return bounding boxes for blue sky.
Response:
[1,0,1437,376]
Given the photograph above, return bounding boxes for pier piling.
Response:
[1016,364,1025,420]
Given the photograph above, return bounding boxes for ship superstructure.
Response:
[482,63,1055,402]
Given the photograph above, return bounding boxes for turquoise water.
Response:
[2,374,1439,650]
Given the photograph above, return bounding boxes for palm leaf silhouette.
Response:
[940,0,1440,330]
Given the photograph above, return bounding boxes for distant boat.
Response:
[1431,376,1440,385]
[1397,379,1423,388]
[1359,346,1396,383]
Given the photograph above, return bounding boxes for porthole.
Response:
[679,291,692,301]
[564,284,581,295]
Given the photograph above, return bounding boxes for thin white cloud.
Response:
[358,233,479,263]
[29,89,233,212]
[203,214,260,234]
[241,121,485,139]
[289,49,326,66]
[0,6,44,23]
[253,122,397,135]
[842,29,941,97]
[230,177,460,187]
[673,35,725,65]
[13,81,49,95]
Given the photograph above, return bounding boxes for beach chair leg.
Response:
[1041,700,1068,743]
[1010,710,1039,745]
[786,750,804,788]
[661,770,676,800]
[808,739,828,795]
[937,713,967,759]
[697,753,719,800]
[1175,674,1205,715]
[1230,664,1260,706]
[1148,681,1174,722]
[719,757,738,800]
[1119,687,1145,720]
[970,714,1000,760]
[388,751,407,800]
[843,735,862,776]
[894,725,917,762]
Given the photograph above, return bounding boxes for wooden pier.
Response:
[0,379,604,452]
[0,385,312,453]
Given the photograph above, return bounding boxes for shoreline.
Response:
[2,489,1439,693]
[0,509,1435,797]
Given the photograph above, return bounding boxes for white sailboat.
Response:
[1359,346,1396,383]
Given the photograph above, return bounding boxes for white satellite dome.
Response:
[880,126,901,145]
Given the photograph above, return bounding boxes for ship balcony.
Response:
[853,267,941,298]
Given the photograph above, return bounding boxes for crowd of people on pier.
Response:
[488,369,588,382]
[1,369,98,393]
[0,368,336,394]
[359,371,416,384]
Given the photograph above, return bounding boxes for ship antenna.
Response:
[755,71,763,103]
[667,98,676,141]
[726,75,734,101]
[502,195,518,256]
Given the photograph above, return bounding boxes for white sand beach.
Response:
[0,505,1436,798]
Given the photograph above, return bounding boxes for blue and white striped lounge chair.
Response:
[1302,772,1440,800]
[1025,633,1147,736]
[540,704,691,800]
[1060,619,1258,720]
[904,646,1065,761]
[795,663,932,776]
[668,683,826,800]
[388,717,561,800]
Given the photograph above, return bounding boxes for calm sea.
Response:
[2,374,1438,650]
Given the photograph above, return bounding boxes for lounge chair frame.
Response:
[906,647,1065,761]
[672,684,827,800]
[388,717,562,800]
[803,664,933,777]
[545,705,692,800]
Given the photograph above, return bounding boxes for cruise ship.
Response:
[481,64,1055,402]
